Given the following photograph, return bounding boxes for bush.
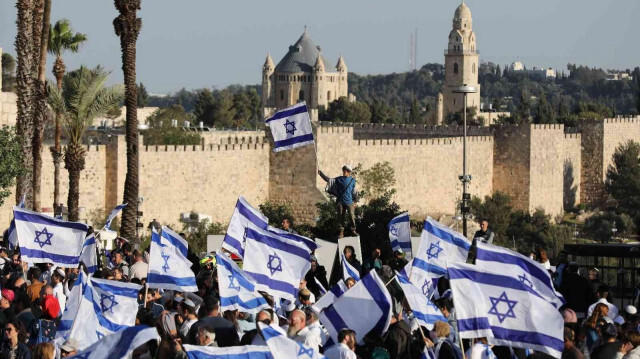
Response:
[181,218,225,254]
[258,201,295,229]
[583,211,636,243]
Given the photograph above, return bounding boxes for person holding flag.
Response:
[318,165,358,237]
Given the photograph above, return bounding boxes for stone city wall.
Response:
[563,132,582,210]
[0,92,17,127]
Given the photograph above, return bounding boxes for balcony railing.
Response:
[444,49,479,55]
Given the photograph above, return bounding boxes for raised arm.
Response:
[318,170,330,182]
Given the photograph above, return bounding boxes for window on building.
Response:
[299,90,304,101]
[327,91,332,101]
[280,90,284,101]
[454,63,459,74]
[472,63,476,74]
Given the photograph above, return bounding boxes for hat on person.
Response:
[285,303,296,313]
[614,315,626,325]
[56,268,66,278]
[1,289,14,302]
[60,338,79,353]
[562,308,577,323]
[626,305,637,315]
[601,323,618,338]
[181,299,195,309]
[342,165,352,173]
[42,294,60,319]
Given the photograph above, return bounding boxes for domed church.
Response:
[261,28,348,120]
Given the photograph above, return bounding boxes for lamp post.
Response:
[453,85,478,237]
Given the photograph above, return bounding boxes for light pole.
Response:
[453,85,478,237]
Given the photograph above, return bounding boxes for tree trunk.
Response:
[51,55,66,215]
[14,0,35,208]
[114,0,142,241]
[64,144,86,222]
[31,0,51,212]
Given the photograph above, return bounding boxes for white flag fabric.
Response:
[266,102,315,152]
[216,253,270,314]
[242,224,311,301]
[222,196,269,258]
[259,322,325,359]
[421,347,437,359]
[147,229,198,292]
[161,225,188,257]
[79,234,98,274]
[55,271,87,341]
[103,203,126,233]
[183,344,273,359]
[70,325,160,359]
[395,271,446,330]
[13,207,88,267]
[267,225,318,252]
[475,242,565,308]
[341,253,361,282]
[68,277,142,349]
[448,262,564,358]
[389,212,412,258]
[314,277,327,296]
[411,217,471,289]
[312,281,348,313]
[6,195,26,250]
[319,271,392,345]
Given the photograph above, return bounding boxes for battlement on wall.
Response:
[604,115,640,124]
[564,132,581,140]
[353,136,493,146]
[142,143,267,152]
[317,121,493,139]
[532,124,564,130]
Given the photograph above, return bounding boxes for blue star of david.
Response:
[228,274,241,291]
[284,119,297,135]
[390,225,398,236]
[100,293,118,313]
[267,252,283,275]
[34,227,54,248]
[426,241,443,260]
[488,291,518,323]
[297,342,314,357]
[422,279,431,295]
[96,331,105,340]
[518,273,533,289]
[161,252,171,272]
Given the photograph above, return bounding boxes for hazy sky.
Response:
[1,0,638,94]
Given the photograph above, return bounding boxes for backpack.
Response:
[371,347,391,359]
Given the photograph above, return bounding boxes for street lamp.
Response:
[453,85,478,237]
[611,221,618,243]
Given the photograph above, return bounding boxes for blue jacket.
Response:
[334,176,356,205]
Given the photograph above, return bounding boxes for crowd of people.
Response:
[0,218,639,359]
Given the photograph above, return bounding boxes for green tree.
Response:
[514,89,531,123]
[181,217,225,254]
[0,127,25,206]
[232,91,253,127]
[584,211,635,243]
[137,82,149,107]
[447,106,481,126]
[358,162,396,202]
[408,98,421,123]
[259,201,295,229]
[322,97,372,123]
[606,140,640,224]
[470,192,512,245]
[1,53,16,92]
[193,89,215,127]
[143,105,201,145]
[47,19,87,212]
[213,90,237,128]
[534,93,556,124]
[46,66,124,221]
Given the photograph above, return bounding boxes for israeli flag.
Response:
[6,195,26,250]
[268,225,318,252]
[183,344,273,359]
[312,281,348,313]
[411,217,470,287]
[70,325,160,359]
[222,196,269,258]
[421,347,437,359]
[13,207,88,267]
[314,277,327,296]
[319,271,392,345]
[341,253,361,281]
[475,242,565,308]
[79,234,98,274]
[389,212,412,258]
[259,322,324,359]
[55,271,87,341]
[242,224,311,301]
[448,262,564,358]
[103,203,126,233]
[216,253,270,314]
[147,229,198,292]
[68,277,142,349]
[161,225,189,257]
[266,102,314,152]
[395,271,446,330]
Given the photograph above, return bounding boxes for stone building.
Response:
[437,1,481,124]
[261,28,348,120]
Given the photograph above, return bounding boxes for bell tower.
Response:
[442,1,480,120]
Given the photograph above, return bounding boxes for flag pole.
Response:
[143,283,149,308]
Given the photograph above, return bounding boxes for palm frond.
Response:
[84,85,125,125]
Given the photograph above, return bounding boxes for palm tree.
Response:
[46,66,124,221]
[113,0,141,240]
[47,19,87,215]
[14,0,36,208]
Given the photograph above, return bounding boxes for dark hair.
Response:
[6,319,27,342]
[131,278,141,285]
[344,246,356,259]
[28,266,42,281]
[203,295,220,312]
[123,243,132,253]
[435,298,454,312]
[597,284,610,295]
[338,328,355,343]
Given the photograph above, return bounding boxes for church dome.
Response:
[275,29,332,73]
[454,3,472,21]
